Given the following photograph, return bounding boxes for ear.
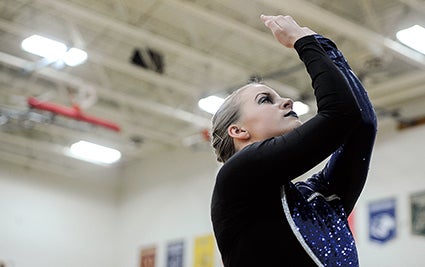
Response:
[228,124,250,140]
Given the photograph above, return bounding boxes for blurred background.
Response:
[0,0,424,267]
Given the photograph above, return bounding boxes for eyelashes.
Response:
[258,94,273,104]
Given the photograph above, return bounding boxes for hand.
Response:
[260,15,316,48]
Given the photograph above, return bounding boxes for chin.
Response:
[291,120,303,129]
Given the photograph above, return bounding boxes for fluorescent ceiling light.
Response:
[66,140,121,165]
[21,34,67,60]
[63,47,88,67]
[21,34,88,66]
[198,95,225,114]
[293,101,310,116]
[396,24,425,55]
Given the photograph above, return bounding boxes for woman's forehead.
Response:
[240,83,280,98]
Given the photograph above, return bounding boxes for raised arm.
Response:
[307,35,378,214]
[223,16,362,184]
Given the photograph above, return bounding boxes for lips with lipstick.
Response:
[284,110,299,118]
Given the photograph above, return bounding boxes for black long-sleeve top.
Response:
[211,35,377,267]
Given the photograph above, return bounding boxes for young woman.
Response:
[210,15,377,267]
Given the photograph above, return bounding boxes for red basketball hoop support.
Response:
[27,96,121,132]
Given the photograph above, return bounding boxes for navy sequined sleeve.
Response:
[303,35,378,214]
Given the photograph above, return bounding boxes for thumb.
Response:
[264,19,281,33]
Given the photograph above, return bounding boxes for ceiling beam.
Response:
[368,71,425,98]
[0,18,199,96]
[372,84,425,107]
[166,0,284,51]
[166,0,301,98]
[0,51,211,129]
[261,0,425,69]
[398,0,425,14]
[28,0,301,98]
[30,0,246,77]
[0,131,118,176]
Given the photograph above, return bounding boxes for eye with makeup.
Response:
[258,94,273,104]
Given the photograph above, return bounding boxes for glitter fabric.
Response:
[314,34,377,124]
[277,34,372,267]
[211,34,376,267]
[282,182,359,267]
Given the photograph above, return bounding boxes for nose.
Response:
[279,98,293,109]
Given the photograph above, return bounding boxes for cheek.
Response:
[242,111,265,127]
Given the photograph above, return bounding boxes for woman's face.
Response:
[236,83,302,142]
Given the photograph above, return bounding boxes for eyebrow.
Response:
[255,91,271,101]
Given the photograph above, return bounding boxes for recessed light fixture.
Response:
[396,24,425,55]
[21,34,88,66]
[21,34,67,60]
[293,101,310,116]
[63,47,88,67]
[198,95,225,114]
[65,140,121,165]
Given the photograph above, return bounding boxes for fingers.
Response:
[261,15,316,35]
[260,15,296,28]
[260,14,276,23]
[263,18,281,34]
[260,14,304,48]
[260,14,316,48]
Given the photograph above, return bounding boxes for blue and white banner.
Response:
[410,190,425,236]
[166,240,184,267]
[368,197,397,244]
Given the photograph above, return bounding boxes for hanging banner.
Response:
[410,190,425,236]
[140,246,156,267]
[368,197,397,244]
[167,240,184,267]
[348,208,356,239]
[193,234,215,267]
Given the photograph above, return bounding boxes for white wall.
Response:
[1,121,424,267]
[355,120,425,267]
[116,147,221,267]
[0,163,119,267]
[116,121,425,267]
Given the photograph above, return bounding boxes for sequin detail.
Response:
[282,183,359,267]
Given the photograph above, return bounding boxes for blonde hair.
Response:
[210,83,257,163]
